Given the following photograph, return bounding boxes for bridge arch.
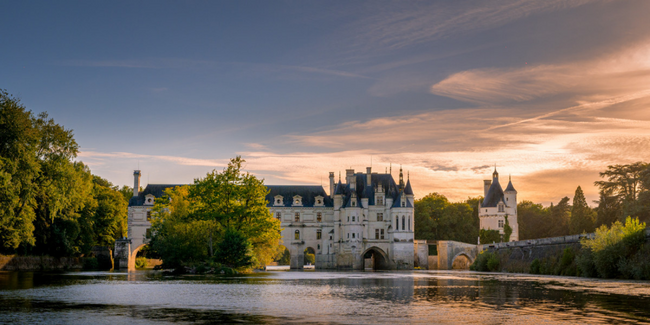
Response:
[128,243,147,270]
[451,252,473,270]
[362,247,390,270]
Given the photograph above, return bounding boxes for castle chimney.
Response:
[483,180,491,197]
[329,172,335,196]
[366,167,372,186]
[345,169,354,184]
[133,170,141,197]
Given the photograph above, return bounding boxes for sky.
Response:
[2,0,650,206]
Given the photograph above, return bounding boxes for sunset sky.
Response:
[3,1,650,205]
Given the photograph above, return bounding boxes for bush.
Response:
[486,254,500,271]
[83,257,99,270]
[96,254,113,270]
[530,259,541,274]
[135,257,147,269]
[577,248,597,278]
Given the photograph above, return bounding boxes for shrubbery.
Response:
[578,217,649,280]
[470,251,500,272]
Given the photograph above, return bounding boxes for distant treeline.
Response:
[0,90,131,257]
[415,162,650,244]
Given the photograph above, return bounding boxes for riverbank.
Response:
[0,254,84,271]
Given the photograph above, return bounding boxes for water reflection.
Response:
[1,270,649,324]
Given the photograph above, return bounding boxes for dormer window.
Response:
[352,201,356,207]
[377,197,384,206]
[315,195,324,207]
[144,194,155,206]
[274,195,284,206]
[498,204,505,213]
[292,195,303,206]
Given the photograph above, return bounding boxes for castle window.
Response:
[276,212,281,221]
[147,211,151,221]
[277,199,281,204]
[377,197,383,206]
[402,216,405,230]
[347,233,349,239]
[329,235,332,240]
[317,230,322,240]
[347,216,350,222]
[317,244,320,250]
[146,228,151,238]
[498,220,504,228]
[498,204,504,213]
[352,200,356,207]
[352,216,355,222]
[375,229,380,239]
[380,229,385,239]
[317,212,322,222]
[408,217,411,231]
[377,213,383,221]
[396,216,399,231]
[295,212,300,222]
[295,230,300,240]
[402,201,405,207]
[352,233,355,238]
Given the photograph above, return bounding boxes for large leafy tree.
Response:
[518,200,551,240]
[595,162,650,223]
[569,186,596,234]
[414,193,480,244]
[0,89,129,255]
[151,156,281,269]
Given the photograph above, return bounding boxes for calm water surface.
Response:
[1,270,649,324]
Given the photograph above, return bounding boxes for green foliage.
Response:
[414,193,480,244]
[530,259,541,274]
[486,253,500,271]
[569,186,596,234]
[304,248,315,265]
[579,217,648,279]
[83,257,99,270]
[135,257,147,269]
[150,159,281,271]
[274,246,291,265]
[214,228,254,269]
[503,215,513,242]
[470,251,500,272]
[595,162,650,225]
[0,89,129,256]
[479,229,501,244]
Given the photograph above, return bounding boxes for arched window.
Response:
[402,216,405,230]
[396,216,399,231]
[295,230,300,240]
[408,217,411,231]
[352,216,355,222]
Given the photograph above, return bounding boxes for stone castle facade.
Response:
[123,166,415,270]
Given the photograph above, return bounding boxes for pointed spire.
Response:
[399,165,404,189]
[492,164,499,180]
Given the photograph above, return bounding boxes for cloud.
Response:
[60,58,369,79]
[430,43,650,105]
[320,0,596,61]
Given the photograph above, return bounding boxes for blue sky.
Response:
[3,0,650,204]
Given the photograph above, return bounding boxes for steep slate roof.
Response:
[337,173,407,207]
[505,178,517,192]
[482,178,505,208]
[128,184,185,206]
[404,179,413,195]
[265,185,333,207]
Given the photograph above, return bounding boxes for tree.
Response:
[548,197,571,237]
[479,229,501,244]
[414,193,479,244]
[518,201,551,240]
[214,228,254,269]
[569,186,596,234]
[595,162,650,223]
[150,157,281,270]
[503,215,513,242]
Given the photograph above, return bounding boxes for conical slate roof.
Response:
[482,177,504,208]
[404,179,413,195]
[504,178,517,192]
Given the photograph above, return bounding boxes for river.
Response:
[1,270,649,324]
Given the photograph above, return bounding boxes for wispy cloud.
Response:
[60,58,369,79]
